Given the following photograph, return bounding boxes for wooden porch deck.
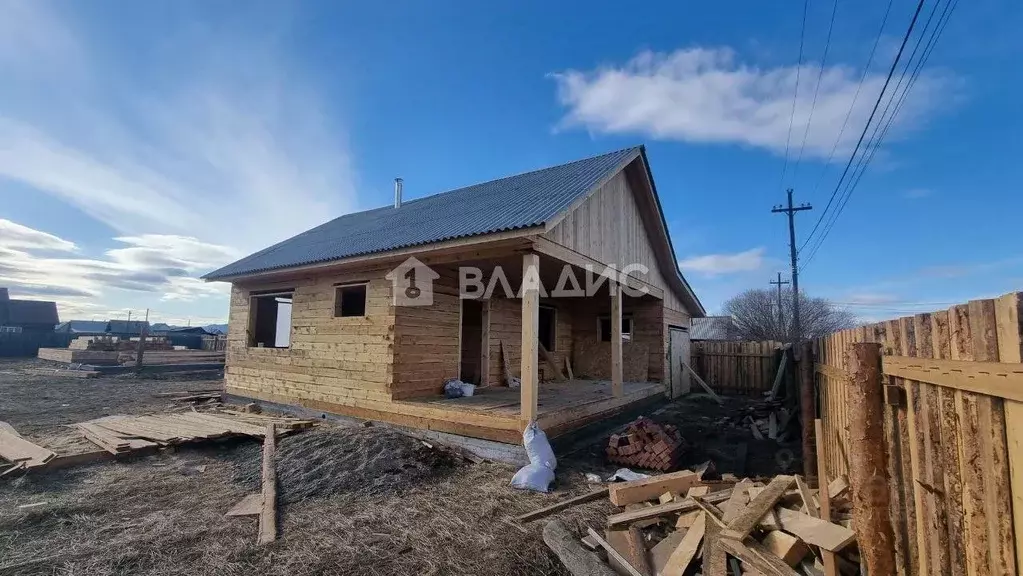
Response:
[398,379,664,441]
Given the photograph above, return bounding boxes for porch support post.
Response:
[520,253,540,423]
[611,282,623,397]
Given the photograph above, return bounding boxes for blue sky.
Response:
[0,0,1020,324]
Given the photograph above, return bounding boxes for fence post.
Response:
[799,341,817,479]
[846,341,897,575]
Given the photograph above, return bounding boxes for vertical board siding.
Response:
[814,292,1022,576]
[690,341,781,396]
[543,170,689,316]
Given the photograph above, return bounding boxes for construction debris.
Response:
[606,417,687,471]
[257,423,277,545]
[68,411,316,455]
[0,421,56,474]
[545,466,860,576]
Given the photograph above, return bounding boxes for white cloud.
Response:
[679,247,766,276]
[0,218,77,252]
[0,1,358,320]
[552,47,946,158]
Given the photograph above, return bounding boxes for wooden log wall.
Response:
[814,291,1023,576]
[689,340,781,396]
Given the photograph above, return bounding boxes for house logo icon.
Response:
[385,257,440,307]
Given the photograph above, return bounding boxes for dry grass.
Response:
[0,426,612,576]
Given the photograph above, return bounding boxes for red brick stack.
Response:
[605,417,686,471]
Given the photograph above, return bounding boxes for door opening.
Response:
[460,300,484,385]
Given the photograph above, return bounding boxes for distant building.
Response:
[0,288,59,334]
[106,320,151,338]
[55,320,109,336]
[690,316,737,342]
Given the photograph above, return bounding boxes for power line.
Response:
[771,189,813,342]
[795,0,929,267]
[792,0,840,181]
[800,0,957,268]
[778,0,811,190]
[799,0,895,251]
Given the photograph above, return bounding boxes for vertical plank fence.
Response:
[814,291,1023,576]
[690,340,782,396]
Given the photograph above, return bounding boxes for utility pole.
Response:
[772,189,812,343]
[770,272,790,337]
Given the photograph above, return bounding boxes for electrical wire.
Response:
[798,0,895,251]
[792,0,841,181]
[800,0,957,269]
[778,0,811,190]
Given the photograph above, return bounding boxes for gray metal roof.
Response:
[203,147,641,280]
[690,316,737,340]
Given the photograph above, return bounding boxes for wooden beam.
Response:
[257,423,277,545]
[605,527,652,576]
[564,356,575,379]
[586,528,646,576]
[607,489,732,527]
[520,253,540,422]
[662,512,705,576]
[794,475,818,518]
[768,351,789,398]
[607,469,701,507]
[881,355,1023,401]
[542,520,618,576]
[815,419,840,576]
[799,341,817,478]
[539,342,566,381]
[611,283,623,397]
[995,292,1023,575]
[761,531,810,567]
[480,299,491,387]
[530,236,664,300]
[722,475,794,540]
[680,361,723,404]
[515,488,608,523]
[775,507,856,551]
[846,342,896,574]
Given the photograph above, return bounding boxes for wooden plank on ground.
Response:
[722,475,794,540]
[721,478,751,523]
[762,530,810,567]
[794,475,818,518]
[0,421,22,438]
[650,531,684,574]
[608,469,701,506]
[538,342,566,381]
[257,423,277,545]
[718,537,801,576]
[662,512,705,576]
[815,419,839,576]
[516,488,608,523]
[226,493,262,516]
[543,521,618,576]
[606,489,732,527]
[775,507,856,552]
[605,527,651,576]
[0,429,56,468]
[586,528,644,576]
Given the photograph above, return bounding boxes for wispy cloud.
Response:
[0,1,358,319]
[679,247,766,276]
[551,47,949,158]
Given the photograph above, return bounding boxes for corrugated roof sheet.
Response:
[203,147,641,280]
[690,316,736,340]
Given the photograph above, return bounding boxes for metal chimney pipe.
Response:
[394,178,403,209]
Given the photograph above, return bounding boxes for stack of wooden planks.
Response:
[606,418,686,472]
[70,411,316,455]
[533,466,858,576]
[0,421,56,476]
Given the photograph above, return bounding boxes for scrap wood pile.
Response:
[606,418,687,472]
[69,410,316,455]
[529,466,857,576]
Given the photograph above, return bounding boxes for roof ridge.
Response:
[398,145,642,208]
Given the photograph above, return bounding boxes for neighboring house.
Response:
[203,146,705,444]
[106,320,151,338]
[690,316,738,342]
[0,288,59,334]
[55,320,110,336]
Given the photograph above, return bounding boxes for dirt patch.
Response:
[228,426,461,503]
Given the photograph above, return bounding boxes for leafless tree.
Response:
[721,288,856,342]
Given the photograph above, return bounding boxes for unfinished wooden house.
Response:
[204,146,705,444]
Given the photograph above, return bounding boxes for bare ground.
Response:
[0,358,795,575]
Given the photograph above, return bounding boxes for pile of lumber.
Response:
[535,466,857,576]
[0,421,56,476]
[70,335,173,352]
[70,411,315,455]
[606,418,686,472]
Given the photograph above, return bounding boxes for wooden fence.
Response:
[814,291,1023,576]
[690,340,782,396]
[0,332,73,357]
